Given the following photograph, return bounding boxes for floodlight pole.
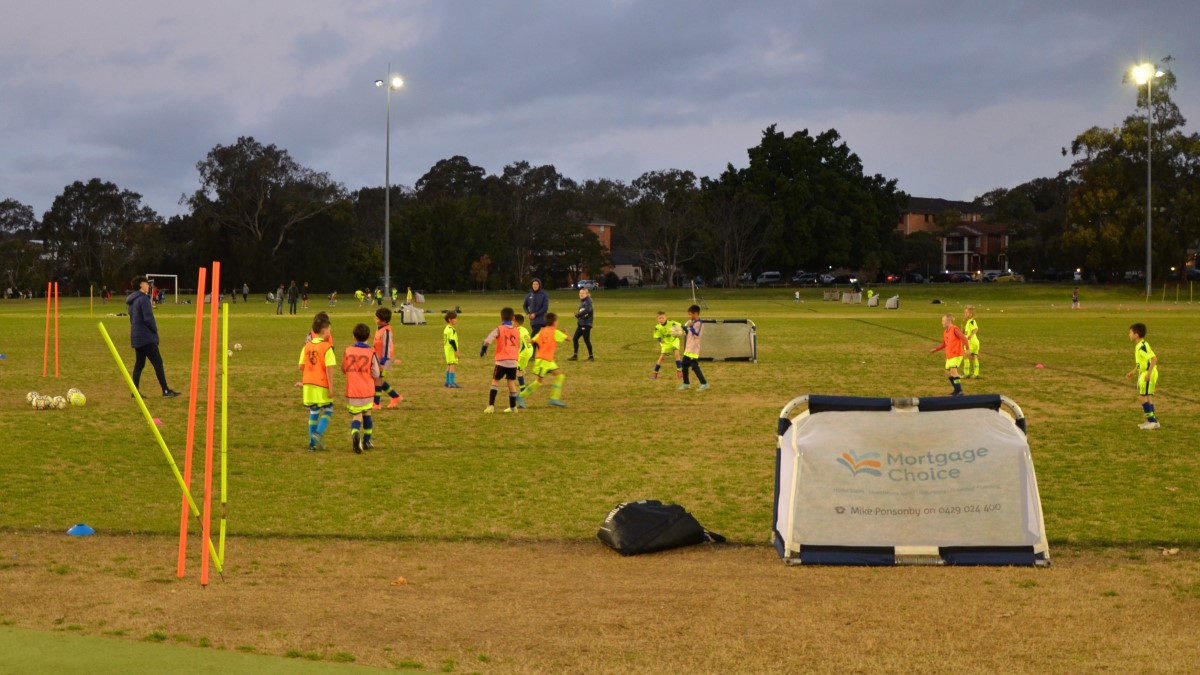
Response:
[1133,62,1163,300]
[376,66,404,304]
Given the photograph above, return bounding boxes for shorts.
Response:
[968,337,980,355]
[444,347,459,365]
[659,340,680,355]
[944,356,963,370]
[302,385,333,407]
[346,401,373,415]
[1137,369,1158,396]
[492,365,518,381]
[518,348,533,371]
[532,359,559,378]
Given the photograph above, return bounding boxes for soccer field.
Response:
[1,283,1197,546]
[2,283,1200,671]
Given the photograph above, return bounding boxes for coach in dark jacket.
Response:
[568,287,594,361]
[127,276,180,398]
[523,278,549,336]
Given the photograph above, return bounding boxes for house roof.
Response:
[904,197,990,216]
[949,221,1012,236]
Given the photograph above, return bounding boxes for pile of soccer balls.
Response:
[26,388,86,410]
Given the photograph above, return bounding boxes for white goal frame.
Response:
[145,274,180,304]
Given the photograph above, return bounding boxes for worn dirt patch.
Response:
[2,533,1198,673]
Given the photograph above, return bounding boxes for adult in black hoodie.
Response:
[126,276,180,398]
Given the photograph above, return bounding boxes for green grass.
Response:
[1,282,1197,546]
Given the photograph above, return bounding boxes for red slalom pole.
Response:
[178,267,207,578]
[54,282,60,378]
[201,262,220,586]
[43,282,51,377]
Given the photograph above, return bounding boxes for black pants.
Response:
[132,344,170,393]
[289,299,298,314]
[572,325,593,357]
[681,355,706,385]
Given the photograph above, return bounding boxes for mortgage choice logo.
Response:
[837,447,990,482]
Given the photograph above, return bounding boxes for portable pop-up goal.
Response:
[773,394,1049,566]
[696,319,756,362]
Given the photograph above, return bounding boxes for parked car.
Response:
[1167,267,1200,282]
[819,273,835,285]
[831,274,859,285]
[790,270,809,284]
[575,279,598,290]
[982,272,1000,283]
[904,272,924,284]
[932,272,971,283]
[878,272,900,283]
[755,271,782,286]
[794,272,820,285]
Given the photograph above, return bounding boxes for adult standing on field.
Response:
[126,276,181,399]
[287,281,299,315]
[242,282,249,303]
[568,287,594,361]
[523,278,549,337]
[275,283,285,315]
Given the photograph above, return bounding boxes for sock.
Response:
[351,419,362,439]
[551,374,565,400]
[675,359,682,374]
[509,393,517,409]
[654,363,662,373]
[523,381,541,399]
[518,375,526,387]
[374,385,382,406]
[951,377,962,393]
[308,408,319,443]
[382,382,399,399]
[444,371,450,385]
[974,362,980,377]
[316,406,333,435]
[489,387,498,405]
[450,371,457,385]
[1143,402,1157,422]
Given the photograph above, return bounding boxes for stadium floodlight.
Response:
[1131,62,1163,300]
[375,67,404,304]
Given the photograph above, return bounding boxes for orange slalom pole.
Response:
[54,282,60,378]
[201,262,220,586]
[178,267,207,578]
[43,282,51,377]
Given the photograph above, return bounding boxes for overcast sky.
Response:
[2,1,1196,219]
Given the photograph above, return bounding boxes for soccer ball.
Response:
[52,396,67,410]
[227,349,233,356]
[34,396,51,410]
[69,390,86,407]
[26,391,39,404]
[669,324,685,338]
[234,343,243,351]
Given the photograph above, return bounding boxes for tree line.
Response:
[2,67,1197,295]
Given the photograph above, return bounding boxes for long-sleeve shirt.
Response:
[574,296,594,327]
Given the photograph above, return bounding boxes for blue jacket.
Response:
[126,291,159,348]
[574,296,594,328]
[523,286,549,328]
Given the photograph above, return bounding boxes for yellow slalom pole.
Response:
[218,302,229,565]
[97,322,223,574]
[1161,282,1166,302]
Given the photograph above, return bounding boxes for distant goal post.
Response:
[144,274,180,304]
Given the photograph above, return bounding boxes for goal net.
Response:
[696,319,756,362]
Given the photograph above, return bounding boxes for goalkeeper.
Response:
[650,311,683,380]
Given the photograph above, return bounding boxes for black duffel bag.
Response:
[597,500,725,555]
